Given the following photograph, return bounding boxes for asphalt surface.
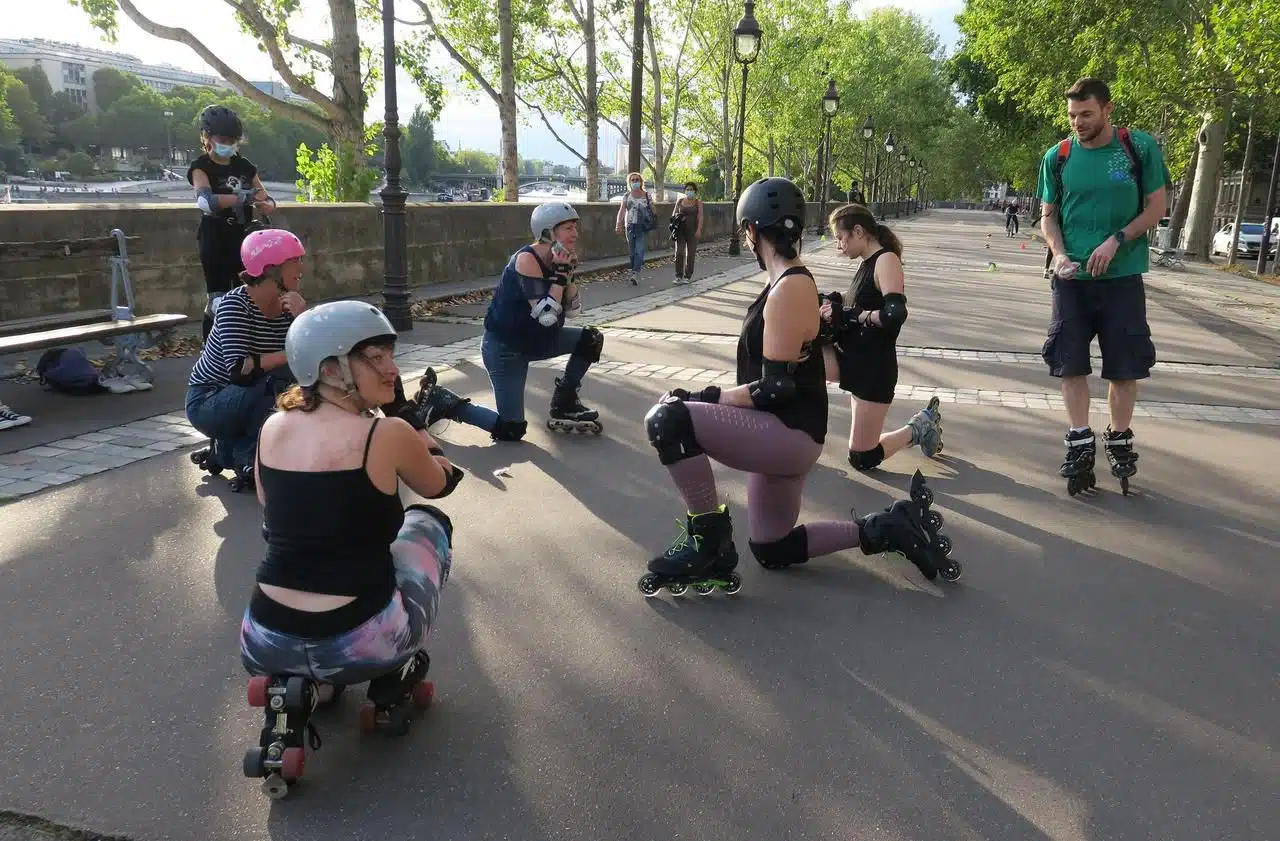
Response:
[1,210,1277,841]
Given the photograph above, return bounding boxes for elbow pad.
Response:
[228,353,262,386]
[747,359,799,409]
[425,446,466,498]
[196,187,216,215]
[531,296,563,328]
[880,293,907,329]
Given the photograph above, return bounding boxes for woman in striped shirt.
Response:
[185,229,309,487]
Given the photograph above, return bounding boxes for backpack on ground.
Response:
[36,347,107,395]
[1051,126,1144,217]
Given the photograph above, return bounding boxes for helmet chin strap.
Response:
[319,359,376,415]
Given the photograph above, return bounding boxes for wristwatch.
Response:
[1114,230,1127,245]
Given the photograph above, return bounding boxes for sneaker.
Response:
[0,403,33,431]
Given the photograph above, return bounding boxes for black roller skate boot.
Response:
[638,504,742,597]
[1103,425,1139,495]
[360,649,434,736]
[243,675,327,800]
[547,377,603,435]
[409,367,472,429]
[228,463,256,494]
[906,396,944,457]
[1060,427,1097,497]
[855,470,961,583]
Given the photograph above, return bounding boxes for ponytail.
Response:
[874,222,904,259]
[828,203,904,259]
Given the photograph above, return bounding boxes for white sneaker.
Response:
[0,403,33,430]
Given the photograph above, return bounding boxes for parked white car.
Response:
[1211,222,1276,257]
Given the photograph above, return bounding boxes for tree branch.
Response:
[221,0,336,115]
[516,91,586,163]
[408,0,502,105]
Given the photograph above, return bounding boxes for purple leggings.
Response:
[667,402,860,556]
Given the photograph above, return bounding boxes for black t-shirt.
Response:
[187,153,258,224]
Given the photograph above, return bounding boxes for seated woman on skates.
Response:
[638,178,960,598]
[185,228,308,489]
[818,203,943,473]
[411,201,606,441]
[240,301,462,779]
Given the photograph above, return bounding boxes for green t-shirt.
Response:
[1037,128,1169,280]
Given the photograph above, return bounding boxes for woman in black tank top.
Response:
[820,204,943,474]
[636,179,962,596]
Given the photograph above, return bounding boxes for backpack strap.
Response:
[1115,126,1146,216]
[1051,138,1072,203]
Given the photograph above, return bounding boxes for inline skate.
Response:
[1060,427,1097,496]
[638,505,742,597]
[857,470,961,583]
[907,396,944,457]
[547,377,603,435]
[1102,426,1139,495]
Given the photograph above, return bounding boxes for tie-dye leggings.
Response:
[239,504,453,687]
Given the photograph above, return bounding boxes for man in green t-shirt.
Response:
[1038,77,1168,495]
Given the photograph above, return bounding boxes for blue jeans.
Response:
[627,224,647,273]
[185,368,295,471]
[453,327,591,430]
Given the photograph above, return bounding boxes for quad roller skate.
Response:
[907,396,944,457]
[1102,426,1139,495]
[190,441,256,493]
[638,505,742,597]
[547,377,603,435]
[358,650,435,736]
[1060,428,1097,497]
[243,674,336,800]
[856,470,961,583]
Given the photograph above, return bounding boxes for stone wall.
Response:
[0,199,829,322]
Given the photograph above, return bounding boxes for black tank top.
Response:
[847,248,901,349]
[253,419,404,633]
[736,266,828,445]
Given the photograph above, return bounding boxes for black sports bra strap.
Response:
[778,265,814,281]
[362,417,380,468]
[520,244,555,277]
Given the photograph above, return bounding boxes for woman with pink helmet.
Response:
[186,228,309,491]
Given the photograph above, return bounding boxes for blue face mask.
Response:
[213,142,237,158]
[630,181,641,190]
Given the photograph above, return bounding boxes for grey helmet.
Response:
[531,201,579,241]
[735,177,806,232]
[286,300,398,389]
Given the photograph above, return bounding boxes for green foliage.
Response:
[296,122,382,202]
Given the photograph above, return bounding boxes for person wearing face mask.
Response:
[818,203,943,474]
[409,202,605,442]
[614,172,656,285]
[187,105,277,340]
[186,229,308,491]
[637,178,961,598]
[239,301,460,777]
[669,181,704,285]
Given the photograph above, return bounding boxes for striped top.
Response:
[188,286,293,388]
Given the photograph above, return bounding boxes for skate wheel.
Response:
[243,747,265,778]
[926,511,944,531]
[229,477,245,492]
[935,535,953,557]
[1120,477,1130,495]
[637,574,662,598]
[284,677,308,712]
[692,581,715,596]
[722,573,743,595]
[261,774,290,800]
[411,680,435,709]
[666,581,689,597]
[189,450,205,465]
[913,486,934,506]
[247,676,270,708]
[385,707,413,736]
[280,747,305,781]
[940,560,963,583]
[358,701,379,732]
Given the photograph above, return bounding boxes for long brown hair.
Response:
[276,384,321,412]
[828,203,903,258]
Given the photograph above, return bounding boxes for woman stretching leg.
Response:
[637,178,961,597]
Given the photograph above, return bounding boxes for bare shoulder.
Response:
[514,250,542,275]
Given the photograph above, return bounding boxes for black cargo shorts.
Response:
[1042,274,1156,381]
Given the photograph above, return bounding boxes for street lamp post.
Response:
[908,157,917,212]
[162,109,173,167]
[896,150,906,217]
[816,78,839,233]
[727,0,762,256]
[860,114,874,204]
[879,131,894,210]
[380,0,412,331]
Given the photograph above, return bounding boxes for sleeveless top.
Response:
[483,245,560,355]
[252,419,405,637]
[845,248,901,353]
[736,266,828,445]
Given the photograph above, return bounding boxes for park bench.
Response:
[0,229,190,383]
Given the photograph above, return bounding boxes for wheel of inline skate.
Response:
[925,510,944,531]
[637,574,662,597]
[722,573,743,595]
[280,747,305,782]
[247,676,270,708]
[940,560,963,583]
[242,747,265,778]
[666,581,689,597]
[913,485,934,506]
[935,535,953,557]
[411,680,435,709]
[1120,477,1130,496]
[693,581,715,596]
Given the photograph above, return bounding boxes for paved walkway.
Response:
[1,210,1277,841]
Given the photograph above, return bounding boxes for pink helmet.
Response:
[241,229,306,278]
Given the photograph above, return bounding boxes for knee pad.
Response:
[491,419,528,442]
[749,526,809,570]
[406,503,453,543]
[573,326,605,364]
[848,444,885,472]
[644,398,703,465]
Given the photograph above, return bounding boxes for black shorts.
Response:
[835,342,898,404]
[1042,274,1156,381]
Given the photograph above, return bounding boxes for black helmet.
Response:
[735,177,806,232]
[199,105,243,140]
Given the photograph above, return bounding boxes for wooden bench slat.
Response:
[0,310,115,338]
[0,236,142,261]
[0,313,190,355]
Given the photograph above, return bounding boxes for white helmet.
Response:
[286,300,398,389]
[531,201,579,241]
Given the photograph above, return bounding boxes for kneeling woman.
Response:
[240,300,463,707]
[639,178,960,593]
[821,204,942,471]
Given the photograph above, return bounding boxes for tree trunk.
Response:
[583,0,599,202]
[1226,109,1256,266]
[1183,97,1233,260]
[645,11,665,200]
[767,135,775,177]
[497,0,519,202]
[719,43,731,200]
[1169,146,1197,248]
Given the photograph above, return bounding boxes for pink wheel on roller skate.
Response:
[280,747,305,781]
[247,676,270,707]
[358,701,379,732]
[411,680,435,709]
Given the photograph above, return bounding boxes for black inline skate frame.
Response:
[638,507,742,597]
[547,377,603,435]
[1060,428,1097,496]
[1103,426,1138,495]
[190,441,255,493]
[899,470,961,582]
